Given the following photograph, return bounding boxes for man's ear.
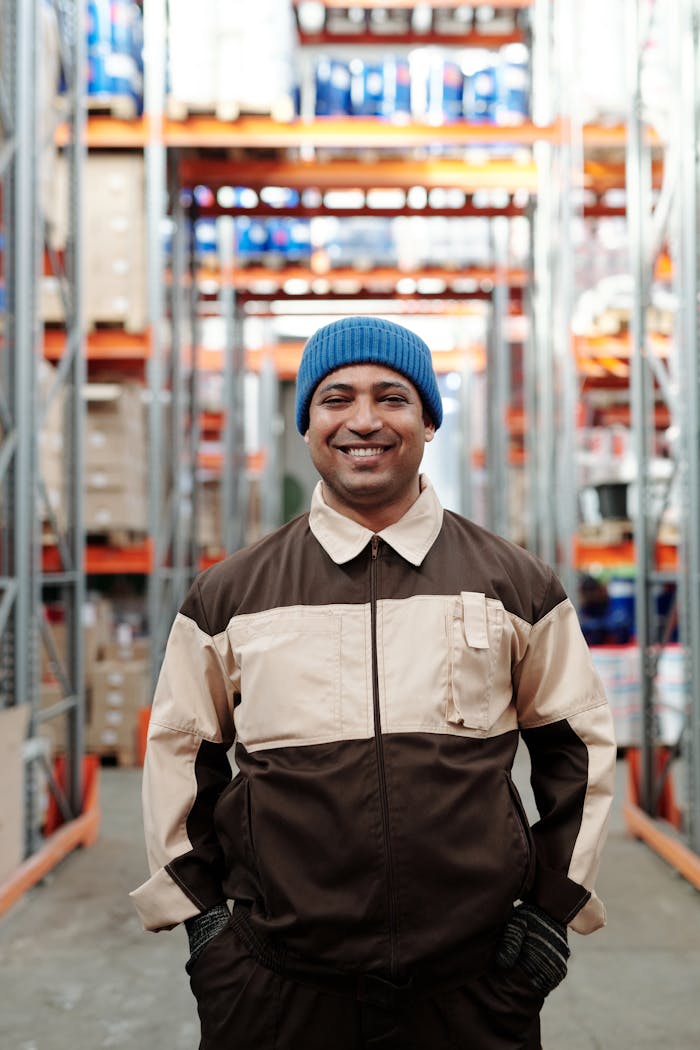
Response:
[304,431,310,444]
[423,414,436,442]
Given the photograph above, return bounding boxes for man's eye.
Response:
[383,395,408,404]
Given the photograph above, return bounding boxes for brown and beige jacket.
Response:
[131,477,616,982]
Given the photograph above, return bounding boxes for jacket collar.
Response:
[309,475,444,567]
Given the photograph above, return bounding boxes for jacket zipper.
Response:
[370,534,399,979]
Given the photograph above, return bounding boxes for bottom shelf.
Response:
[0,755,101,918]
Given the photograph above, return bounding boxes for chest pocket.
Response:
[228,608,341,749]
[446,591,504,733]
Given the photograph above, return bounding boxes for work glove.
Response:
[495,902,570,996]
[185,902,231,966]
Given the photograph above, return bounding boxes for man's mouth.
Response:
[342,446,388,458]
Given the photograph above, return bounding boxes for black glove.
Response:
[495,902,570,995]
[185,902,231,966]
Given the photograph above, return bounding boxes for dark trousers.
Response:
[188,920,544,1050]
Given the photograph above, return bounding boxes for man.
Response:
[131,316,616,1050]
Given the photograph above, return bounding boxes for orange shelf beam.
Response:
[302,0,532,8]
[43,539,153,575]
[57,114,658,156]
[573,538,678,571]
[180,149,540,190]
[623,800,700,892]
[0,755,100,919]
[168,116,552,161]
[44,327,150,361]
[57,115,149,149]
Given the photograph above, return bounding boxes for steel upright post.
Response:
[677,0,700,852]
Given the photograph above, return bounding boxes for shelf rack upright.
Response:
[0,0,91,911]
[623,0,700,879]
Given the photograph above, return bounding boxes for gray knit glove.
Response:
[185,902,231,966]
[495,902,570,995]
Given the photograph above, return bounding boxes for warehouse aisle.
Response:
[1,756,699,1050]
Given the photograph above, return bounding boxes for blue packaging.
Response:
[87,0,112,95]
[286,220,312,262]
[194,219,218,261]
[606,578,636,643]
[496,46,529,124]
[380,57,411,120]
[349,60,385,116]
[315,58,352,116]
[236,218,269,261]
[466,62,498,123]
[426,58,464,123]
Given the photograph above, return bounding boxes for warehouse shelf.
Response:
[163,115,553,153]
[44,327,150,361]
[300,0,532,8]
[59,115,664,155]
[0,755,100,919]
[573,538,679,573]
[56,115,149,149]
[42,539,153,576]
[296,28,526,47]
[190,265,527,301]
[180,154,537,192]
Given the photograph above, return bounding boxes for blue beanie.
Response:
[295,316,443,434]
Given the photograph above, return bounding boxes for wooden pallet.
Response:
[577,519,634,547]
[166,95,295,124]
[94,747,138,768]
[87,94,139,121]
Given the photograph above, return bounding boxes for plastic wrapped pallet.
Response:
[168,0,298,119]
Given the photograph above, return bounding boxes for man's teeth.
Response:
[346,447,385,457]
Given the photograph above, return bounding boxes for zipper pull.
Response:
[371,535,379,559]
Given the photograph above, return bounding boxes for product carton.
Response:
[0,705,30,884]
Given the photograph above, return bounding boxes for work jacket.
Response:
[131,477,616,983]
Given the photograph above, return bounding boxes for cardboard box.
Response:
[91,659,150,714]
[38,680,69,758]
[0,705,30,884]
[88,658,150,757]
[84,489,148,532]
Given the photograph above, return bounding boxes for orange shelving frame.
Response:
[0,755,101,918]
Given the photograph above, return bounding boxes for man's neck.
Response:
[320,479,423,533]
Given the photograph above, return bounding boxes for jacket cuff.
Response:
[525,865,591,925]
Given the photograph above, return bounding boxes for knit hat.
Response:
[295,316,443,434]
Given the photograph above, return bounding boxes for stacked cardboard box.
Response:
[38,360,66,532]
[87,656,150,763]
[84,381,148,533]
[39,597,115,759]
[198,478,222,551]
[43,154,146,332]
[0,706,30,884]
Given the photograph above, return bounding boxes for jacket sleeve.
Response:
[513,572,617,935]
[129,578,236,932]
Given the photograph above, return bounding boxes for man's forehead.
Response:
[316,363,416,391]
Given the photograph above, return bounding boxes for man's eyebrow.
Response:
[316,379,413,395]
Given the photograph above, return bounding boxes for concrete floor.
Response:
[1,757,699,1049]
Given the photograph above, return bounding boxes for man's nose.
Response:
[347,398,381,433]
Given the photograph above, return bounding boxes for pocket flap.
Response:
[461,591,489,649]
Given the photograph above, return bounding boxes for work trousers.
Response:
[187,919,544,1050]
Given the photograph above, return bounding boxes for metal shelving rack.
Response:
[144,0,200,681]
[525,0,580,601]
[623,0,700,875]
[0,0,88,890]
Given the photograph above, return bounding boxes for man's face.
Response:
[305,363,436,524]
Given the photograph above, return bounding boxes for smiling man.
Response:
[132,316,616,1050]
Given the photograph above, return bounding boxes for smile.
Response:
[342,447,388,458]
